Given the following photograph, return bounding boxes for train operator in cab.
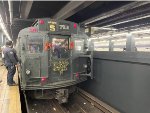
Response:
[3,41,19,86]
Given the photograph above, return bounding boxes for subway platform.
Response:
[0,60,21,113]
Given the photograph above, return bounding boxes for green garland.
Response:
[52,59,69,75]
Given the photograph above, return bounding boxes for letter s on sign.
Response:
[50,24,56,31]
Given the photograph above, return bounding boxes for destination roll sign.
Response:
[38,18,78,34]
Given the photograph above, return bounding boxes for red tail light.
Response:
[76,72,79,78]
[74,23,77,28]
[41,77,47,82]
[70,41,74,49]
[39,19,45,24]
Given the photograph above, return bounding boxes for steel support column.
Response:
[20,1,33,19]
[109,39,114,51]
[0,31,3,46]
[87,27,91,37]
[53,1,94,20]
[3,35,6,45]
[126,33,136,52]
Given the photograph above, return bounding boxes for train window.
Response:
[52,38,69,58]
[74,39,84,52]
[27,37,43,53]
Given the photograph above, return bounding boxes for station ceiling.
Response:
[0,1,150,42]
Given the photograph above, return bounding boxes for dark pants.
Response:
[2,58,4,63]
[6,65,16,84]
[1,58,5,65]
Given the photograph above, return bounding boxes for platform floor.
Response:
[0,65,22,113]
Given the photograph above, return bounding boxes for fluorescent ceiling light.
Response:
[97,27,117,31]
[0,14,11,40]
[102,14,150,28]
[112,32,127,37]
[112,39,126,42]
[90,29,150,40]
[131,29,150,34]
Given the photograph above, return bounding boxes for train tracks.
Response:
[24,88,120,113]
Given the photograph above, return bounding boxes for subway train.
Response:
[16,18,93,103]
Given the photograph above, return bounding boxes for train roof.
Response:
[18,18,80,38]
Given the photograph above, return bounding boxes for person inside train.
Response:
[28,43,42,53]
[3,40,19,86]
[53,39,69,58]
[30,45,36,53]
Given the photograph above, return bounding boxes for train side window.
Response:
[74,39,84,52]
[27,37,43,53]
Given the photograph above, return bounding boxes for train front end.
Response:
[17,19,93,103]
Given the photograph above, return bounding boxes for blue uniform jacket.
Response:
[3,47,18,66]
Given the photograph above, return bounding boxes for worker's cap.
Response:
[6,40,13,46]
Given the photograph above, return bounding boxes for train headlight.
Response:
[26,69,31,75]
[83,64,87,68]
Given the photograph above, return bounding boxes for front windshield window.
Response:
[52,38,69,58]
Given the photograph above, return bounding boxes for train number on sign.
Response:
[59,24,69,30]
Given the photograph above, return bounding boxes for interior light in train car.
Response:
[39,19,45,24]
[73,23,77,28]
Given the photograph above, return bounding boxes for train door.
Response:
[49,35,72,83]
[21,33,48,86]
[25,35,43,78]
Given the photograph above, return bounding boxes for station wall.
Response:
[79,51,150,113]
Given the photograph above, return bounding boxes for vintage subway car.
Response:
[16,18,93,103]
